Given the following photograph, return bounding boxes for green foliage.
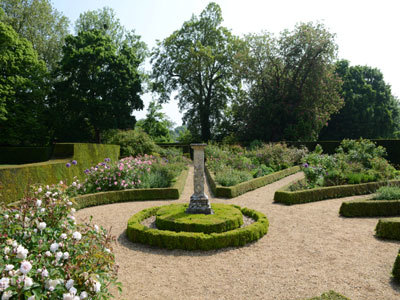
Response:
[0,21,50,145]
[301,139,397,189]
[375,218,400,240]
[126,204,269,250]
[0,0,69,71]
[275,179,400,206]
[0,143,120,204]
[51,29,145,143]
[135,100,174,142]
[393,249,400,282]
[176,127,194,144]
[0,147,53,164]
[320,60,400,140]
[231,22,343,142]
[104,129,161,157]
[215,167,253,187]
[373,186,400,200]
[151,2,241,141]
[155,204,243,234]
[305,290,351,300]
[207,165,300,198]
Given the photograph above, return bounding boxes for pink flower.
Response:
[114,181,117,185]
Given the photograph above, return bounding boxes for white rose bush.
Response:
[0,183,121,299]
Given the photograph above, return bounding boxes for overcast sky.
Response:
[52,0,400,126]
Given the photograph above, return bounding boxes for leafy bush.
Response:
[373,186,400,200]
[104,129,161,158]
[0,184,119,299]
[215,167,253,187]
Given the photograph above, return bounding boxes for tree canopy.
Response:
[151,2,241,142]
[51,29,144,143]
[0,0,69,70]
[0,21,49,145]
[229,22,343,142]
[319,60,400,140]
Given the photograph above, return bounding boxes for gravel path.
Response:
[76,166,400,300]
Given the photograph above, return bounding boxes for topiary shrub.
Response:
[126,204,269,250]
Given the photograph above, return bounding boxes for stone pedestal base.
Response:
[186,194,214,215]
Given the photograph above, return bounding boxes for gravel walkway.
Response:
[76,166,400,300]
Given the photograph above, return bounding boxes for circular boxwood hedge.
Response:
[126,204,269,251]
[155,203,243,234]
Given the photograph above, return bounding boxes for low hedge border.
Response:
[126,204,269,250]
[375,218,400,240]
[274,179,400,205]
[304,290,351,300]
[205,165,300,198]
[339,199,400,217]
[73,168,189,209]
[393,249,400,282]
[155,204,243,234]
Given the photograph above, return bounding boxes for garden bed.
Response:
[73,168,188,209]
[206,165,300,198]
[274,179,400,205]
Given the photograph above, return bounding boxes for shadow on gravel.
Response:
[117,229,260,257]
[389,278,400,293]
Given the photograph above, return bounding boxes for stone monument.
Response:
[186,143,214,214]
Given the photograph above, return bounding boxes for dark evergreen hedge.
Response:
[126,205,269,250]
[274,180,400,205]
[393,249,400,282]
[340,199,400,217]
[206,165,300,198]
[0,146,54,164]
[375,218,400,240]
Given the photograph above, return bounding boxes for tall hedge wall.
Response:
[0,146,54,164]
[0,143,119,204]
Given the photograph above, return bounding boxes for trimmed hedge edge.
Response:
[393,249,400,282]
[205,165,300,198]
[126,205,269,251]
[375,218,400,240]
[73,168,189,209]
[340,199,400,217]
[274,179,400,205]
[304,290,351,300]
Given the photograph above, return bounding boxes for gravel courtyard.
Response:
[76,166,400,300]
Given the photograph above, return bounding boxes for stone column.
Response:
[186,143,213,214]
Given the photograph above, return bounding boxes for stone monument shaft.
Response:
[186,143,213,214]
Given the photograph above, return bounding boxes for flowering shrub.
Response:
[0,184,120,299]
[205,143,307,186]
[299,139,399,190]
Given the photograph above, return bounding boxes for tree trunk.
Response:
[95,129,101,144]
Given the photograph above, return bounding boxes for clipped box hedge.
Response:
[305,290,351,300]
[73,168,188,209]
[339,199,400,217]
[126,205,269,251]
[375,218,400,240]
[274,179,400,205]
[206,165,300,198]
[0,143,120,204]
[393,249,400,282]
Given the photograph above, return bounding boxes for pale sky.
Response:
[52,0,400,126]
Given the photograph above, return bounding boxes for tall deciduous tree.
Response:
[151,2,240,141]
[231,22,343,142]
[319,60,400,140]
[0,0,69,70]
[52,29,144,143]
[0,22,49,145]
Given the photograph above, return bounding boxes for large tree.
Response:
[151,2,240,141]
[231,22,343,142]
[319,60,400,140]
[0,21,49,145]
[51,29,144,143]
[0,0,69,71]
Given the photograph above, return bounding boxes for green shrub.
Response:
[104,128,161,157]
[305,290,351,300]
[375,218,400,240]
[393,249,400,282]
[215,167,253,187]
[373,186,400,200]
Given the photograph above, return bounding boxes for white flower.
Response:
[1,290,12,300]
[94,225,99,232]
[36,200,42,206]
[72,182,77,187]
[3,246,10,254]
[24,276,33,288]
[60,181,64,185]
[41,269,49,277]
[20,261,32,274]
[46,185,49,190]
[71,208,76,213]
[68,215,76,221]
[45,191,51,197]
[104,248,111,254]
[38,187,42,193]
[16,245,28,259]
[15,214,20,219]
[40,208,45,213]
[50,242,59,252]
[63,293,74,300]
[46,279,60,291]
[5,265,14,271]
[12,241,18,248]
[37,222,47,231]
[45,251,52,257]
[55,251,63,261]
[67,201,73,206]
[52,192,58,197]
[79,291,88,299]
[28,296,35,300]
[66,279,74,290]
[92,280,101,293]
[0,277,10,292]
[60,233,67,240]
[72,232,82,241]
[63,252,69,260]
[4,214,9,219]
[69,287,77,295]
